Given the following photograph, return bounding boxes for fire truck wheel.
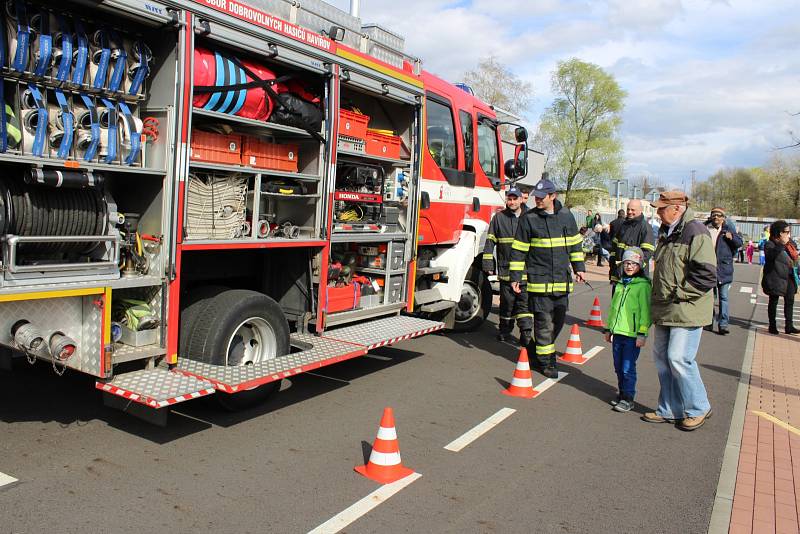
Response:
[187,289,290,411]
[452,267,492,332]
[179,285,229,359]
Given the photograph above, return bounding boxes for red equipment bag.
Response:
[193,49,324,141]
[193,47,279,121]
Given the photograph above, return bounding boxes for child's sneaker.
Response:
[613,399,634,412]
[610,396,621,407]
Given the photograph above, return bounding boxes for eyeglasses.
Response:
[711,213,724,218]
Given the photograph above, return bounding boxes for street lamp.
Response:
[743,198,750,219]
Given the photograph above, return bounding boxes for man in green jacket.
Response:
[642,191,717,431]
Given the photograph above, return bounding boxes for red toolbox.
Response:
[190,130,242,165]
[242,137,299,172]
[338,110,370,140]
[326,283,361,313]
[365,130,402,159]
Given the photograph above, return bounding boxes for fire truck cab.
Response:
[412,72,529,331]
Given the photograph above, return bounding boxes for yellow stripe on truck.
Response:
[336,49,424,88]
[0,287,104,302]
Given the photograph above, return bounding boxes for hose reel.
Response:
[0,171,111,256]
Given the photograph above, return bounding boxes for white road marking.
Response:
[444,408,516,452]
[576,345,603,364]
[0,472,18,487]
[308,472,422,534]
[739,286,753,293]
[363,354,392,361]
[532,372,568,396]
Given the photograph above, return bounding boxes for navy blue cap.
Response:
[506,187,521,198]
[532,178,557,198]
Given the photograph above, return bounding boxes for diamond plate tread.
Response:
[96,369,215,409]
[174,333,368,393]
[322,316,445,349]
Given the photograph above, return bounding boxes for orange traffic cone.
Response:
[355,407,415,484]
[586,296,605,327]
[502,347,537,399]
[560,324,587,364]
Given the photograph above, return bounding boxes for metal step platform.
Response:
[96,369,216,409]
[323,315,444,349]
[416,265,449,276]
[174,333,368,393]
[419,300,455,313]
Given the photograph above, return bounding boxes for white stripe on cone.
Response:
[511,376,533,388]
[368,450,402,466]
[516,361,530,371]
[565,347,582,354]
[376,426,398,440]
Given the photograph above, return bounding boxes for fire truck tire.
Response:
[187,289,290,411]
[178,285,229,359]
[452,266,492,332]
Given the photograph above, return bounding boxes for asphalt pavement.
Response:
[0,264,762,533]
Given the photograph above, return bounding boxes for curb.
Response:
[707,323,756,534]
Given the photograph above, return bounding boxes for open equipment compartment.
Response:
[184,34,327,244]
[0,0,179,375]
[319,67,422,326]
[0,0,177,289]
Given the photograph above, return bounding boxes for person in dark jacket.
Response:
[608,199,656,287]
[483,187,532,345]
[509,177,586,378]
[704,207,743,335]
[609,209,626,240]
[762,220,800,335]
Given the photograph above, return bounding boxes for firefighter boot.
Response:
[543,355,559,379]
[519,329,532,348]
[497,318,513,342]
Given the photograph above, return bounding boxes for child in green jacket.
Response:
[603,247,652,412]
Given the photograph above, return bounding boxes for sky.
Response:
[325,0,799,188]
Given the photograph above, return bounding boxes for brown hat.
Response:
[710,207,726,216]
[650,190,689,208]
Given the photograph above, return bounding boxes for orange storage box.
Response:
[339,110,370,140]
[365,131,402,159]
[326,283,361,313]
[190,130,241,165]
[242,137,299,172]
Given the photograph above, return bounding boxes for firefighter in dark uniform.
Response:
[510,178,586,378]
[609,199,656,288]
[483,187,533,346]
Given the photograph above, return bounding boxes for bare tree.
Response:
[777,111,800,150]
[462,55,533,131]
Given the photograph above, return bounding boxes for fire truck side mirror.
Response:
[514,127,528,143]
[504,144,528,181]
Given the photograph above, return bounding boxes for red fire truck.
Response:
[0,0,527,423]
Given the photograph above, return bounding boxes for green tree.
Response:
[534,58,626,206]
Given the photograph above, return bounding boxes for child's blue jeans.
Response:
[612,334,641,401]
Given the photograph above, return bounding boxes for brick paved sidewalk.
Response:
[729,329,800,534]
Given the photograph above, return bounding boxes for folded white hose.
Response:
[186,173,248,239]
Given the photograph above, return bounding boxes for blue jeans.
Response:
[612,334,640,400]
[713,283,730,329]
[652,325,711,418]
